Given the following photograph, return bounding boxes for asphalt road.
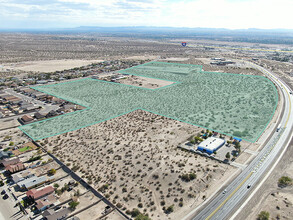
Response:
[184,62,293,220]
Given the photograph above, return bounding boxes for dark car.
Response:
[1,190,6,195]
[3,194,9,199]
[247,184,251,189]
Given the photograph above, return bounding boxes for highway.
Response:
[184,62,293,220]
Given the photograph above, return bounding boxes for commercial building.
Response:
[197,137,226,154]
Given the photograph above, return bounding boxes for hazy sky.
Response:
[0,0,292,29]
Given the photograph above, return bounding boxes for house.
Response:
[26,186,55,200]
[0,150,13,160]
[59,104,75,113]
[51,97,63,104]
[34,92,47,100]
[35,194,57,211]
[34,112,46,119]
[42,208,71,220]
[1,157,20,167]
[17,175,47,190]
[46,110,58,118]
[12,170,34,183]
[5,162,25,174]
[36,80,48,84]
[2,95,21,103]
[19,101,35,111]
[21,115,34,123]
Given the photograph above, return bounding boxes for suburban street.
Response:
[184,62,293,220]
[4,88,59,114]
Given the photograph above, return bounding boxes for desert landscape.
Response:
[40,109,237,219]
[1,59,104,73]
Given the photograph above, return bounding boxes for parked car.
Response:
[3,194,9,199]
[1,190,6,195]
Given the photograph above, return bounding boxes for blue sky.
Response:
[0,0,292,29]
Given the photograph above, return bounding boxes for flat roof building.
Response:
[12,170,34,183]
[17,175,47,190]
[197,137,225,154]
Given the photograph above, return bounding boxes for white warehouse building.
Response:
[197,137,225,154]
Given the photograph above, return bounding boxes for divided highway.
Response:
[184,62,293,220]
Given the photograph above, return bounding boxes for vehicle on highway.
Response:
[222,189,227,194]
[276,123,281,132]
[247,184,251,189]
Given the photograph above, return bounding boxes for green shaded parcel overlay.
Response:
[19,62,278,142]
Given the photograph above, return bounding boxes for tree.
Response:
[48,169,56,176]
[225,152,231,160]
[194,136,203,143]
[130,209,140,217]
[257,211,270,220]
[69,201,79,210]
[9,141,14,146]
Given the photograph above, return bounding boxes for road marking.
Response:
[206,172,253,220]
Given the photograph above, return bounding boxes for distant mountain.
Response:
[1,26,293,45]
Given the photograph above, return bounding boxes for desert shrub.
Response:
[180,173,196,182]
[165,205,174,214]
[257,211,269,220]
[278,176,292,187]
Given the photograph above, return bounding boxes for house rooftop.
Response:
[26,185,54,200]
[17,175,47,189]
[35,194,57,210]
[21,115,34,122]
[43,208,71,220]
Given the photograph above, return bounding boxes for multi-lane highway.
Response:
[184,62,293,220]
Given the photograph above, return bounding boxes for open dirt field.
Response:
[118,75,175,89]
[1,59,104,73]
[41,109,237,219]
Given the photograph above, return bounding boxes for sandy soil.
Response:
[41,109,236,220]
[124,55,158,60]
[0,118,21,130]
[160,57,190,62]
[235,152,252,165]
[0,128,28,147]
[118,75,175,89]
[1,59,103,73]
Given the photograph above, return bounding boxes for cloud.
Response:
[0,0,292,29]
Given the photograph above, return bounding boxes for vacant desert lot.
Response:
[42,109,237,219]
[1,59,103,72]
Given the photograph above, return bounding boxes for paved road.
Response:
[184,62,293,220]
